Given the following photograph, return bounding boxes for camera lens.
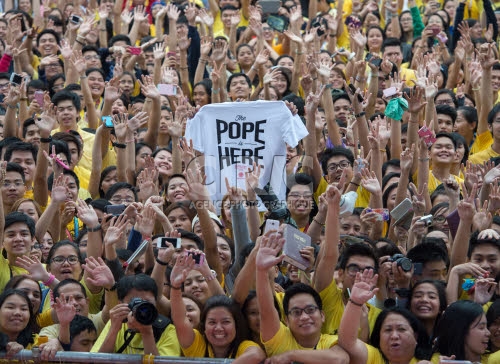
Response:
[129,298,158,326]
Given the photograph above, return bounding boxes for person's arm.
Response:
[478,44,495,136]
[98,6,109,48]
[151,233,176,313]
[3,83,20,139]
[36,174,67,243]
[71,53,98,129]
[88,126,104,199]
[313,186,341,292]
[194,37,211,86]
[166,4,180,54]
[232,241,257,305]
[338,270,378,364]
[245,164,262,243]
[141,75,161,150]
[450,184,476,269]
[113,0,125,35]
[53,293,76,351]
[111,114,129,182]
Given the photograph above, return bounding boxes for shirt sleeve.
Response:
[280,104,308,148]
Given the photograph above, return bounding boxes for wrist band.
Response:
[20,97,28,101]
[125,139,135,143]
[40,136,52,143]
[313,218,325,226]
[349,298,364,307]
[156,258,168,266]
[143,235,151,240]
[355,111,366,118]
[245,200,258,207]
[87,224,102,232]
[7,104,17,109]
[112,142,126,149]
[212,88,220,94]
[43,273,56,286]
[170,285,182,290]
[350,181,360,187]
[75,39,85,46]
[80,75,88,79]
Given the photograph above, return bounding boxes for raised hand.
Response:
[53,293,76,325]
[112,113,129,142]
[83,256,115,290]
[15,255,52,283]
[128,111,148,131]
[457,183,477,221]
[139,75,161,100]
[170,253,195,288]
[51,174,69,203]
[198,9,214,27]
[404,87,426,114]
[103,214,128,246]
[58,39,73,60]
[360,169,381,194]
[350,269,379,305]
[225,177,245,203]
[256,232,285,271]
[136,167,159,200]
[166,3,180,21]
[211,39,227,63]
[324,184,341,206]
[76,198,99,228]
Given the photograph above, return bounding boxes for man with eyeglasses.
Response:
[286,174,314,231]
[1,163,26,213]
[255,233,349,363]
[0,72,10,97]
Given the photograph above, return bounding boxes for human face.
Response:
[1,171,26,206]
[428,15,444,32]
[56,100,78,129]
[109,188,135,205]
[329,70,344,89]
[38,33,58,56]
[70,329,97,352]
[454,110,475,137]
[490,317,500,351]
[490,112,500,141]
[430,136,455,164]
[16,279,41,313]
[24,124,41,147]
[83,51,101,69]
[379,313,417,363]
[119,75,135,96]
[228,75,251,101]
[154,150,173,177]
[470,243,500,278]
[285,293,324,342]
[87,71,105,99]
[167,176,188,203]
[135,146,152,171]
[77,233,89,254]
[40,232,53,262]
[258,87,278,101]
[469,22,483,39]
[262,24,274,41]
[333,98,351,124]
[367,29,383,51]
[339,255,376,291]
[159,109,173,135]
[271,72,288,97]
[66,141,81,168]
[168,208,192,231]
[410,283,440,321]
[326,155,353,186]
[277,57,294,72]
[287,184,313,220]
[192,84,209,107]
[184,270,209,303]
[64,175,79,202]
[221,9,237,28]
[420,260,448,282]
[465,314,490,359]
[57,282,89,316]
[217,236,232,273]
[339,215,362,236]
[0,294,30,340]
[437,114,454,133]
[10,151,36,184]
[244,297,260,335]
[492,70,500,93]
[435,94,455,107]
[48,245,82,281]
[237,46,254,68]
[183,297,201,328]
[383,45,403,67]
[111,98,127,115]
[17,201,39,223]
[204,307,236,351]
[375,98,386,113]
[101,169,117,195]
[400,13,413,32]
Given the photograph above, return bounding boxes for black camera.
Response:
[388,254,412,272]
[128,298,158,326]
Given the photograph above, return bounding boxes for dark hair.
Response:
[4,141,37,164]
[382,159,400,176]
[433,132,457,150]
[117,274,159,301]
[468,230,500,258]
[47,73,66,97]
[242,290,282,326]
[164,201,197,222]
[338,242,378,271]
[99,166,117,198]
[178,229,204,250]
[36,29,60,46]
[53,278,87,300]
[408,279,447,316]
[320,147,355,175]
[371,307,431,360]
[434,300,485,359]
[81,45,100,55]
[226,73,252,92]
[457,106,478,132]
[5,211,35,237]
[48,139,71,167]
[436,104,457,124]
[193,79,212,104]
[46,241,84,273]
[27,79,46,92]
[109,34,132,47]
[4,161,25,182]
[450,132,469,165]
[0,289,35,347]
[407,240,450,270]
[85,67,105,80]
[282,93,304,115]
[488,104,500,125]
[47,169,80,191]
[104,182,137,202]
[486,299,500,329]
[51,90,81,112]
[435,89,458,108]
[4,275,42,314]
[282,283,322,316]
[69,315,96,345]
[286,173,314,197]
[199,295,249,358]
[52,131,83,157]
[381,37,403,54]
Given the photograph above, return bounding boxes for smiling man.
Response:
[426,132,463,194]
[227,73,252,101]
[1,163,26,213]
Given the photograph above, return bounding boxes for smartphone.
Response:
[157,237,181,249]
[166,51,176,58]
[348,84,364,102]
[267,15,287,33]
[365,208,390,221]
[340,234,365,244]
[10,73,23,86]
[365,53,382,67]
[390,198,414,230]
[157,84,177,96]
[70,15,82,24]
[418,126,436,147]
[102,115,114,128]
[312,19,326,36]
[34,90,44,107]
[436,33,448,42]
[187,251,205,266]
[129,46,141,55]
[264,219,280,234]
[104,204,126,216]
[383,86,398,98]
[259,0,281,14]
[345,15,361,28]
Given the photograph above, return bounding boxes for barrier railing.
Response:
[0,349,235,363]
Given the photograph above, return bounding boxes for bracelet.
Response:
[348,53,356,61]
[125,139,135,143]
[212,88,220,94]
[205,269,217,281]
[75,39,85,46]
[80,75,88,79]
[43,273,56,287]
[313,218,325,226]
[87,224,102,232]
[355,111,366,118]
[349,298,364,307]
[199,58,209,63]
[7,104,17,109]
[419,157,430,162]
[350,181,360,187]
[328,33,337,37]
[58,339,72,351]
[143,235,151,241]
[171,285,182,290]
[180,66,188,70]
[20,97,28,101]
[105,282,118,292]
[371,74,379,78]
[379,148,386,153]
[112,142,126,149]
[472,87,480,91]
[245,200,258,207]
[99,28,106,31]
[40,136,52,143]
[156,258,168,266]
[355,76,366,82]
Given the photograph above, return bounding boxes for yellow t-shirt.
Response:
[488,349,500,363]
[412,170,464,195]
[263,322,339,356]
[41,280,104,315]
[213,10,248,37]
[0,253,28,293]
[39,312,105,338]
[319,278,381,336]
[183,329,260,358]
[367,344,423,364]
[469,145,500,165]
[314,177,371,209]
[470,131,493,156]
[432,352,489,364]
[91,320,181,356]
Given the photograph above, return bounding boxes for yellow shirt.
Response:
[39,312,105,338]
[0,253,28,293]
[263,322,339,356]
[183,329,260,358]
[469,145,500,165]
[367,344,423,364]
[432,352,489,364]
[470,131,493,156]
[213,10,248,37]
[488,350,500,363]
[41,280,104,315]
[319,278,381,335]
[413,170,464,195]
[91,320,181,356]
[315,177,371,209]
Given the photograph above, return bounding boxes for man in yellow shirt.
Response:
[382,38,417,87]
[469,104,500,165]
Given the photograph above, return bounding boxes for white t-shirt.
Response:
[185,101,308,209]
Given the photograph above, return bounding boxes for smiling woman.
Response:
[0,289,36,350]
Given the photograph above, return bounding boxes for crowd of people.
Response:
[0,0,499,362]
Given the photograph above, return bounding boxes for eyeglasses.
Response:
[287,305,319,318]
[46,63,62,69]
[2,180,24,188]
[435,99,454,106]
[346,263,376,277]
[288,192,313,200]
[52,85,64,92]
[262,27,272,31]
[0,83,9,89]
[31,243,42,250]
[84,55,100,60]
[51,255,79,265]
[327,160,351,172]
[433,215,446,224]
[110,197,135,204]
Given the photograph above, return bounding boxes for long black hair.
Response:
[0,289,36,348]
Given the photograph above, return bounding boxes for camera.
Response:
[128,298,158,325]
[418,214,433,227]
[388,254,412,272]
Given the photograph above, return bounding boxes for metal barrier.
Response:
[0,349,234,363]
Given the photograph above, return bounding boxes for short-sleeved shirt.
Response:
[469,145,500,165]
[469,131,493,156]
[367,344,422,364]
[0,253,28,293]
[182,329,260,358]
